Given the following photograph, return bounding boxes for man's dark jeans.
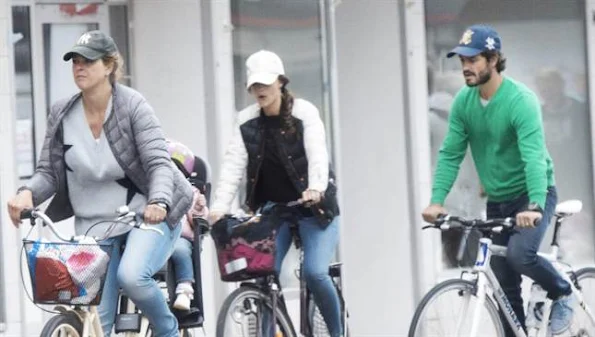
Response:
[487,187,572,337]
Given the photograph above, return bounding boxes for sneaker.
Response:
[173,283,194,311]
[550,294,576,335]
[173,293,192,311]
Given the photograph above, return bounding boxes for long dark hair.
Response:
[279,75,297,135]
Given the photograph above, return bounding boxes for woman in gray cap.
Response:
[7,30,193,337]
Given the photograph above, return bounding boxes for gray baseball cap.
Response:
[63,30,118,61]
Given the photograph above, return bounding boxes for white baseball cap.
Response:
[245,50,285,89]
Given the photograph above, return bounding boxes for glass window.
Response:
[12,6,35,178]
[425,0,594,267]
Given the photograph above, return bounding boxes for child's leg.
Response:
[171,237,194,283]
[170,238,195,310]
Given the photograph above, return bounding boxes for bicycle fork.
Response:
[470,238,527,337]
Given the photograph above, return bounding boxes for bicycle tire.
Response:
[216,286,296,337]
[575,266,595,283]
[307,298,350,337]
[408,278,505,337]
[570,267,595,336]
[40,312,83,337]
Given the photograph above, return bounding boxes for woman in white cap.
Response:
[210,50,343,336]
[7,30,193,337]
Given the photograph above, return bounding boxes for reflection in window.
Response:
[425,0,594,266]
[12,6,35,178]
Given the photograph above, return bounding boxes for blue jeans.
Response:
[273,214,342,337]
[488,187,571,337]
[170,237,194,283]
[98,221,182,337]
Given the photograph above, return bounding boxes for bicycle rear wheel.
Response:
[40,312,83,337]
[569,267,595,336]
[216,286,296,337]
[408,278,504,337]
[308,299,350,337]
[309,303,330,337]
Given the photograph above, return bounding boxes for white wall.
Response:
[0,0,26,335]
[334,1,417,335]
[131,0,209,157]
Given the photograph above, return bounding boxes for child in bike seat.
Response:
[167,140,210,311]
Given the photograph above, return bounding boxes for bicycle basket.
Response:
[23,239,112,305]
[211,214,280,282]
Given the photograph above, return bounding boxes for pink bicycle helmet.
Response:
[166,139,195,176]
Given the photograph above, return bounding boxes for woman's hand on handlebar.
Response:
[300,189,322,205]
[208,211,225,226]
[7,190,33,228]
[422,204,447,224]
[144,203,167,224]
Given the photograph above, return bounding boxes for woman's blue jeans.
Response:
[98,221,182,337]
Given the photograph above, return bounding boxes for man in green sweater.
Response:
[422,24,574,336]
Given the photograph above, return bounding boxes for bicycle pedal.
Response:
[114,313,142,333]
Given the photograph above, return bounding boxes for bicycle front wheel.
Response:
[40,312,83,337]
[569,267,595,336]
[408,278,505,337]
[216,286,296,337]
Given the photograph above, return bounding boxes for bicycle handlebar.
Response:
[20,206,164,242]
[422,214,516,264]
[422,214,516,233]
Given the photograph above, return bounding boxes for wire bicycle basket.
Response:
[23,239,113,306]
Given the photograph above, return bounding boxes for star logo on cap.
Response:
[459,29,474,45]
[485,37,496,50]
[77,33,91,45]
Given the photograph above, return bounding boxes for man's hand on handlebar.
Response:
[516,211,542,228]
[422,204,447,224]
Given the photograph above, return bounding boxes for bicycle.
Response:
[214,201,349,337]
[20,206,206,337]
[408,199,595,337]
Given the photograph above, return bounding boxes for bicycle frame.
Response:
[467,237,595,337]
[469,238,526,337]
[52,306,104,337]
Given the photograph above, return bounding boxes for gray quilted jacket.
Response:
[22,84,193,228]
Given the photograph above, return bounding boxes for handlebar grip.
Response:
[20,209,34,220]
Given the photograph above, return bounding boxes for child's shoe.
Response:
[173,283,194,311]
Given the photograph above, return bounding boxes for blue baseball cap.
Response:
[447,24,502,58]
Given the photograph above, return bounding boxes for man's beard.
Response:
[465,68,491,87]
